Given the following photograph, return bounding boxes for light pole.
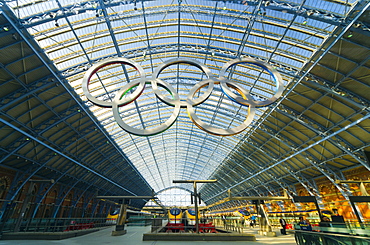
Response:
[96,195,156,236]
[173,179,217,233]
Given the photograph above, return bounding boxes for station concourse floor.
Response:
[0,225,297,245]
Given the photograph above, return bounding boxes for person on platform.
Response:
[250,215,256,227]
[319,216,332,228]
[279,217,287,235]
[298,216,312,231]
[298,216,319,245]
[222,215,226,228]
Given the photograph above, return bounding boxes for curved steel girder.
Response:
[205,124,300,190]
[45,122,137,182]
[0,78,55,112]
[11,157,124,215]
[1,7,152,191]
[314,64,370,97]
[0,145,28,167]
[212,172,281,199]
[261,103,369,172]
[51,28,306,67]
[206,142,370,204]
[51,170,131,218]
[120,134,233,158]
[41,10,316,50]
[61,44,299,80]
[96,105,252,138]
[204,111,370,203]
[203,174,257,201]
[155,186,193,196]
[51,120,151,190]
[128,146,218,167]
[1,118,149,199]
[277,105,370,170]
[0,163,40,202]
[223,0,369,169]
[201,96,366,200]
[2,98,140,187]
[1,88,105,170]
[33,172,90,218]
[30,182,59,218]
[281,165,321,198]
[302,158,352,199]
[305,78,369,111]
[18,1,369,37]
[211,160,263,190]
[233,131,291,164]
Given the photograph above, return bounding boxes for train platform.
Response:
[0,226,297,245]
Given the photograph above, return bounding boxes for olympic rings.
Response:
[82,57,284,136]
[82,57,146,107]
[220,58,284,107]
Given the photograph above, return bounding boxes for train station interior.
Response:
[0,0,369,244]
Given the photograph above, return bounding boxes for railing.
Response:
[295,230,370,245]
[0,217,113,233]
[294,222,370,236]
[150,217,246,233]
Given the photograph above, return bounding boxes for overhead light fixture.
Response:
[3,26,9,31]
[347,31,353,38]
[302,18,308,25]
[55,20,59,27]
[307,11,314,16]
[353,23,361,28]
[264,1,270,7]
[143,50,147,61]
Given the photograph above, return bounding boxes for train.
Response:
[167,207,202,226]
[106,207,152,225]
[183,208,200,226]
[234,209,252,219]
[166,207,217,232]
[106,207,120,222]
[167,207,183,224]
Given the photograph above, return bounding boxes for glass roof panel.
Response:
[4,0,356,194]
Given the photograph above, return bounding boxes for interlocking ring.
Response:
[82,57,146,107]
[82,57,284,136]
[219,58,284,107]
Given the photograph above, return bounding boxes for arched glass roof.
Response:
[0,0,369,209]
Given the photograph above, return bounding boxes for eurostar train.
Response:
[234,209,252,219]
[106,207,152,225]
[184,208,200,226]
[168,207,183,224]
[106,207,120,223]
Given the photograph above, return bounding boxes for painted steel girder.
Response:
[17,0,369,38]
[60,42,300,79]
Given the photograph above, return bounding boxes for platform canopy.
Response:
[0,0,369,209]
